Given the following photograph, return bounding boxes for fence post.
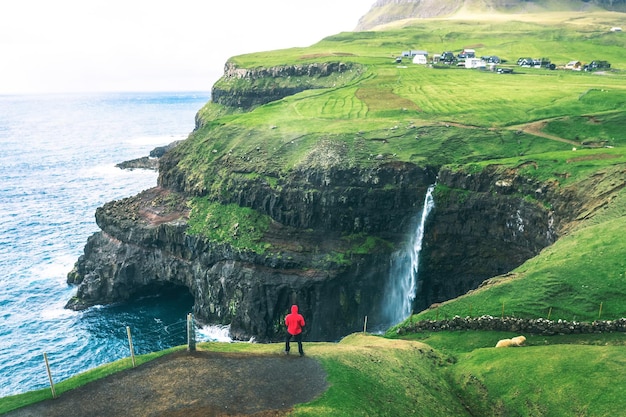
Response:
[547,307,552,320]
[43,352,57,399]
[187,313,196,352]
[598,302,603,318]
[126,326,136,367]
[363,316,368,333]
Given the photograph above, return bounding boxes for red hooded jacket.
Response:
[285,305,305,336]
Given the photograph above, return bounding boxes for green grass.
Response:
[446,145,626,185]
[179,16,626,201]
[542,111,626,146]
[186,198,272,253]
[452,344,626,417]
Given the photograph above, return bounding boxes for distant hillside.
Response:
[356,0,626,30]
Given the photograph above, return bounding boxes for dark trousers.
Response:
[285,332,303,355]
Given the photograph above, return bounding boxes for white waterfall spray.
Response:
[382,184,435,326]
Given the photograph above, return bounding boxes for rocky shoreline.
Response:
[115,141,182,171]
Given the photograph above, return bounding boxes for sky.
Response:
[0,1,375,95]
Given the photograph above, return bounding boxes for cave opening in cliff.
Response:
[127,282,194,314]
[79,282,197,356]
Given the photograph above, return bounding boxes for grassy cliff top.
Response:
[184,13,626,181]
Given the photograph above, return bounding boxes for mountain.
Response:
[356,0,626,30]
[65,6,626,342]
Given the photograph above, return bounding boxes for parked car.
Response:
[482,55,501,64]
[458,48,476,59]
[497,67,513,74]
[440,51,456,64]
[587,60,611,71]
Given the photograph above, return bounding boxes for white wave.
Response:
[40,307,76,320]
[79,163,157,178]
[33,256,77,280]
[196,324,232,343]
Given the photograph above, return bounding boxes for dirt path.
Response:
[5,350,328,417]
[440,120,580,146]
[510,120,580,146]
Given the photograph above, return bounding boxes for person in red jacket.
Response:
[284,304,305,356]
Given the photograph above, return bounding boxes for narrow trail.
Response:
[508,120,580,146]
[440,120,580,146]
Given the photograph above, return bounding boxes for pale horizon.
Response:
[0,1,373,95]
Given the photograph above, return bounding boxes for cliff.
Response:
[66,12,626,340]
[209,61,362,112]
[66,152,617,341]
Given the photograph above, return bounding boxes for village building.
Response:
[412,51,429,64]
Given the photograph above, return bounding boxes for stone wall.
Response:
[397,315,626,335]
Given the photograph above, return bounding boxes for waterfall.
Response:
[382,184,435,326]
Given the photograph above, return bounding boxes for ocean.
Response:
[0,92,230,398]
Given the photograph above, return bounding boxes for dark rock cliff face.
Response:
[66,167,437,341]
[417,166,558,310]
[415,163,622,310]
[211,62,358,110]
[67,217,395,342]
[65,159,595,342]
[159,158,438,236]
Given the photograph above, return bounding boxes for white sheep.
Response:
[510,335,526,346]
[495,335,526,348]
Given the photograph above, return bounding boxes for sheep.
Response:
[495,339,514,348]
[495,335,526,348]
[510,335,526,346]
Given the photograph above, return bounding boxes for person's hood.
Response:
[291,305,298,314]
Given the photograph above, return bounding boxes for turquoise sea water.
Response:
[0,92,229,397]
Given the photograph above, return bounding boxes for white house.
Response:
[464,58,486,69]
[412,53,428,64]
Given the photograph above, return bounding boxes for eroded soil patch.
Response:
[6,350,328,417]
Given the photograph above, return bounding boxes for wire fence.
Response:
[128,318,190,355]
[42,313,197,399]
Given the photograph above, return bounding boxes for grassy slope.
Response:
[188,15,626,180]
[396,331,626,417]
